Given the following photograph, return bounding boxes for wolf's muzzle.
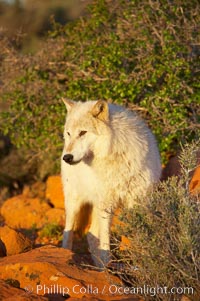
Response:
[63,154,74,164]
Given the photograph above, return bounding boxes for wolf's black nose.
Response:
[63,154,74,164]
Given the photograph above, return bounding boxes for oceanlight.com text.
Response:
[24,283,194,297]
[108,284,194,297]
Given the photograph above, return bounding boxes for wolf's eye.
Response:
[67,132,71,136]
[79,130,87,137]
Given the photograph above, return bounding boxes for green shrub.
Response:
[39,223,63,240]
[112,140,200,300]
[0,0,199,174]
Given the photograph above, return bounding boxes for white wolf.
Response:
[61,99,161,267]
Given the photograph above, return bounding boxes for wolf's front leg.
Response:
[62,229,73,249]
[87,206,111,268]
[99,208,112,267]
[62,207,76,249]
[87,206,100,266]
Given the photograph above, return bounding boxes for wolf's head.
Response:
[62,99,112,165]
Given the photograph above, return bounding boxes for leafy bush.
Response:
[0,0,199,175]
[112,140,200,301]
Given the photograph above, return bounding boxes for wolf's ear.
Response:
[61,98,74,112]
[91,101,109,122]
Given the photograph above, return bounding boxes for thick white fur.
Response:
[61,100,161,267]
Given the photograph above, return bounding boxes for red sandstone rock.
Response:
[0,245,141,300]
[0,279,48,300]
[0,239,6,257]
[0,195,51,229]
[0,225,32,256]
[190,166,200,195]
[45,175,65,209]
[41,208,65,226]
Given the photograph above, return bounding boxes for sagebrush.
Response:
[112,140,200,301]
